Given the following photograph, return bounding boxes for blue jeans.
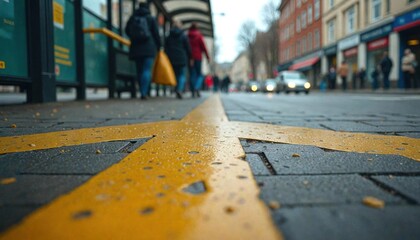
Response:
[136,57,155,97]
[190,60,203,91]
[174,65,186,92]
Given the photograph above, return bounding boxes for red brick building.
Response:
[278,0,323,86]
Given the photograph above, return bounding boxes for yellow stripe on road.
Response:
[0,96,282,240]
[227,122,420,161]
[1,95,420,239]
[0,121,173,154]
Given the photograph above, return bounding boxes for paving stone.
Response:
[318,121,419,132]
[0,175,90,205]
[327,116,386,121]
[396,132,420,139]
[245,154,271,176]
[22,152,127,174]
[243,143,420,174]
[56,141,132,154]
[0,206,37,232]
[125,138,150,153]
[228,116,264,122]
[372,176,420,203]
[0,150,61,176]
[0,127,80,137]
[361,121,417,127]
[256,175,403,205]
[0,120,56,128]
[272,206,420,240]
[271,121,326,129]
[261,115,325,121]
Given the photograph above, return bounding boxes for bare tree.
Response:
[238,20,257,79]
[260,0,280,77]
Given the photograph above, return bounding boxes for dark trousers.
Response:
[341,76,347,90]
[383,72,390,89]
[403,71,413,89]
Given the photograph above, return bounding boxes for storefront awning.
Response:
[289,57,320,71]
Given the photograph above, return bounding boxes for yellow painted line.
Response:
[1,95,420,239]
[226,122,420,161]
[0,96,282,240]
[0,121,173,154]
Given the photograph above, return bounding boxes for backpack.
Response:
[129,16,151,42]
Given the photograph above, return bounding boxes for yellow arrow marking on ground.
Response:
[1,95,420,240]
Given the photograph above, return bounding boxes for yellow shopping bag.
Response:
[152,50,177,86]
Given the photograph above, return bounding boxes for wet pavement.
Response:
[0,92,419,239]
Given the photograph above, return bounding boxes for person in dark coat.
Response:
[125,2,161,100]
[221,75,231,93]
[188,23,210,98]
[380,51,393,90]
[358,67,366,89]
[371,65,380,90]
[213,74,220,92]
[165,20,191,99]
[328,67,337,90]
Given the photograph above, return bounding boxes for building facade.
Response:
[321,0,420,88]
[279,0,323,86]
[278,0,419,89]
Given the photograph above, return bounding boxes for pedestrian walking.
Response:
[204,75,213,90]
[380,51,393,90]
[221,75,231,93]
[352,72,358,90]
[125,1,161,100]
[402,48,417,89]
[213,74,220,92]
[165,20,191,99]
[328,66,337,90]
[371,65,380,91]
[358,67,366,89]
[188,23,210,98]
[338,61,349,91]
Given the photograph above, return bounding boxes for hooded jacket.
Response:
[125,6,161,60]
[165,27,191,67]
[187,29,209,61]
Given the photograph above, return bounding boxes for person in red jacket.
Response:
[188,23,210,97]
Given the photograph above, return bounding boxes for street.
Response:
[0,91,419,239]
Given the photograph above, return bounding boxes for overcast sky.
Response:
[211,0,278,63]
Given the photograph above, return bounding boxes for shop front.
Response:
[338,35,360,89]
[360,22,393,86]
[324,45,337,70]
[394,7,420,88]
[289,50,323,87]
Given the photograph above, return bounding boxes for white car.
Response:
[277,71,311,94]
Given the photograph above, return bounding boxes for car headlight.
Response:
[304,82,311,89]
[251,85,258,92]
[266,85,274,91]
[288,82,296,88]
